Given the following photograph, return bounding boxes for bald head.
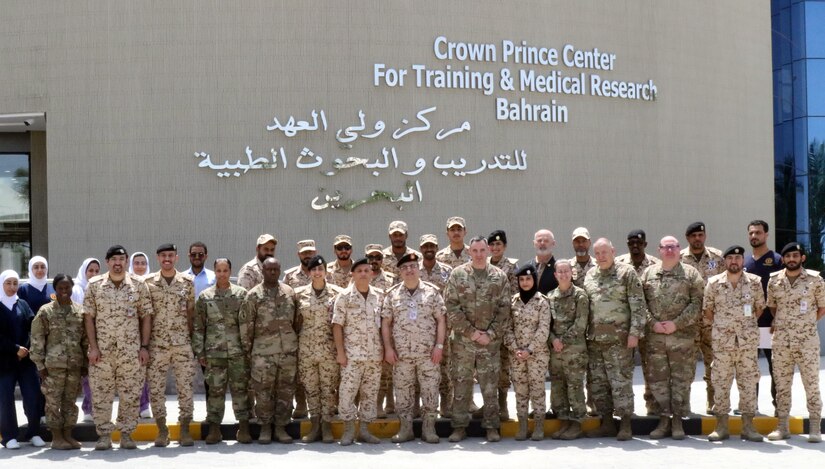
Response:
[262,257,281,286]
[658,235,681,267]
[593,238,615,269]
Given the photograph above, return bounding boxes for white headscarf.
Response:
[26,256,49,291]
[1,269,20,311]
[72,257,100,303]
[129,252,150,276]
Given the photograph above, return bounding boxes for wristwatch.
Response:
[435,344,444,349]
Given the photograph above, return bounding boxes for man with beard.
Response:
[283,240,317,289]
[569,227,596,288]
[382,221,420,281]
[523,230,558,295]
[327,235,354,288]
[766,243,825,442]
[365,244,395,417]
[436,217,471,268]
[238,234,277,290]
[184,242,215,299]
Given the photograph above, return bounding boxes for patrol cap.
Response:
[365,244,383,255]
[333,234,352,247]
[515,264,537,279]
[723,245,745,258]
[572,227,590,240]
[419,234,438,247]
[156,243,177,254]
[397,252,420,268]
[388,220,408,235]
[297,239,316,253]
[307,255,326,269]
[446,216,465,229]
[105,245,128,260]
[257,234,277,246]
[781,242,804,256]
[685,222,705,236]
[351,257,370,272]
[488,230,507,245]
[627,229,646,241]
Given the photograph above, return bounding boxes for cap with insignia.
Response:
[781,242,803,256]
[307,255,326,269]
[515,264,536,278]
[106,245,128,260]
[365,244,383,255]
[397,252,420,267]
[297,239,316,253]
[419,234,438,247]
[685,222,705,236]
[389,220,408,235]
[723,245,745,258]
[351,257,370,272]
[446,216,465,229]
[487,230,508,245]
[572,227,590,241]
[333,234,352,247]
[156,243,177,254]
[257,234,277,246]
[627,229,646,240]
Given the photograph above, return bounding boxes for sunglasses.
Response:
[335,245,352,251]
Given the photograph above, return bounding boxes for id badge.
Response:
[743,304,752,317]
[408,300,417,320]
[800,300,809,313]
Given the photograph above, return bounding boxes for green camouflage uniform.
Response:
[548,285,589,422]
[490,256,519,394]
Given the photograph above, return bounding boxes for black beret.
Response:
[397,252,420,268]
[723,245,745,258]
[105,245,128,260]
[781,242,803,256]
[308,255,326,269]
[685,222,705,236]
[627,229,646,241]
[156,243,177,254]
[515,264,537,278]
[487,230,508,245]
[351,257,370,272]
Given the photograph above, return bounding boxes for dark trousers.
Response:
[0,362,42,445]
[757,348,777,408]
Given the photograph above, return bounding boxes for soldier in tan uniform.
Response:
[382,221,421,281]
[569,227,596,288]
[766,243,825,442]
[365,244,395,416]
[505,265,551,441]
[296,255,343,443]
[332,258,384,445]
[238,234,277,290]
[382,253,446,443]
[282,239,316,419]
[640,236,703,440]
[680,222,725,414]
[83,245,154,450]
[240,257,300,444]
[703,246,766,442]
[30,274,86,450]
[436,216,470,268]
[143,243,196,447]
[193,258,252,445]
[327,235,354,288]
[487,230,518,421]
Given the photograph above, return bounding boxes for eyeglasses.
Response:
[659,245,680,251]
[189,252,205,258]
[335,245,352,251]
[399,264,418,271]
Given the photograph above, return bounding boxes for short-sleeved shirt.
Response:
[381,281,445,359]
[144,271,195,347]
[703,272,765,351]
[767,269,825,348]
[296,283,343,360]
[326,261,352,289]
[283,265,312,289]
[184,267,216,299]
[436,245,470,268]
[237,257,264,290]
[331,285,384,361]
[744,250,782,327]
[382,246,422,281]
[504,292,550,354]
[568,256,597,288]
[83,273,153,353]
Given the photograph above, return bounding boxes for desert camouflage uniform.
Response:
[370,270,396,292]
[382,246,421,281]
[548,285,589,421]
[504,292,551,417]
[419,260,454,409]
[283,266,312,289]
[326,261,352,289]
[615,253,661,276]
[436,245,470,269]
[569,256,597,288]
[237,258,264,290]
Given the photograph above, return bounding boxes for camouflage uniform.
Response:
[419,260,454,409]
[83,273,153,437]
[640,263,703,417]
[490,256,519,395]
[767,269,825,418]
[569,257,597,288]
[489,257,519,293]
[615,253,661,276]
[382,281,445,419]
[240,282,299,426]
[370,270,396,292]
[237,258,264,290]
[370,270,395,408]
[332,285,384,422]
[144,271,196,423]
[703,271,764,415]
[326,261,352,289]
[436,245,470,269]
[444,263,511,429]
[504,293,551,417]
[193,284,250,424]
[583,263,646,417]
[30,300,87,429]
[283,266,312,289]
[296,283,343,422]
[382,246,421,281]
[548,285,589,421]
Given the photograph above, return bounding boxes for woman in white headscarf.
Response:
[71,258,100,304]
[127,251,152,418]
[18,256,55,315]
[0,270,45,449]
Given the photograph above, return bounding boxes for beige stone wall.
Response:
[0,1,773,274]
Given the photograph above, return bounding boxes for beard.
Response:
[749,238,765,248]
[727,264,741,274]
[785,261,801,271]
[575,250,588,257]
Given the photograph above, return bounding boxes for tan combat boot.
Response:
[236,420,252,444]
[154,418,170,447]
[498,390,510,421]
[671,416,685,440]
[741,414,764,442]
[94,434,111,451]
[119,433,137,450]
[179,420,194,447]
[274,425,293,443]
[649,416,671,439]
[515,415,529,441]
[392,417,414,443]
[447,427,466,442]
[63,427,81,449]
[292,386,308,419]
[49,427,72,450]
[586,416,617,438]
[531,415,545,441]
[357,421,381,444]
[616,415,633,441]
[768,416,790,441]
[258,423,272,444]
[422,413,439,444]
[205,422,222,444]
[339,420,356,446]
[809,413,821,443]
[551,420,570,439]
[321,420,334,443]
[486,428,501,442]
[708,414,730,441]
[560,420,583,440]
[302,415,322,443]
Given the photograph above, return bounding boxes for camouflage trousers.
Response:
[394,356,440,419]
[639,337,658,413]
[696,324,714,399]
[439,333,453,407]
[338,360,381,422]
[298,352,339,422]
[644,333,696,417]
[450,338,500,429]
[499,344,511,392]
[773,343,822,417]
[550,343,587,421]
[379,362,393,404]
[204,355,250,424]
[89,348,144,436]
[148,344,195,421]
[587,340,634,417]
[250,352,297,426]
[510,350,549,417]
[41,367,81,428]
[712,347,759,415]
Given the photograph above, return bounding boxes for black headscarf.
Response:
[515,265,538,304]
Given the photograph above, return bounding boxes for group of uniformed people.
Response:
[2,216,823,450]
